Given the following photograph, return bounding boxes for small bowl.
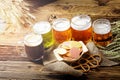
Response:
[53,41,88,62]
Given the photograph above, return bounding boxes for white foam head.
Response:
[71,15,91,30]
[52,18,70,31]
[24,33,43,47]
[33,21,51,34]
[93,19,111,34]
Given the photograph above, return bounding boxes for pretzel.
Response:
[69,53,101,72]
[53,41,102,72]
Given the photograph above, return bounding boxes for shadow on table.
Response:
[25,0,57,9]
[45,74,88,80]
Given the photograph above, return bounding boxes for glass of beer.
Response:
[71,15,92,44]
[52,18,71,44]
[33,21,54,48]
[24,33,44,62]
[92,19,112,47]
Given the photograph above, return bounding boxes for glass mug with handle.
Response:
[24,33,44,62]
[71,15,92,44]
[33,21,54,48]
[52,18,71,44]
[92,19,112,47]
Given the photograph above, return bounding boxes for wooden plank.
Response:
[26,0,120,6]
[0,45,28,61]
[0,33,25,46]
[0,0,120,46]
[0,61,120,79]
[87,66,120,80]
[29,0,120,21]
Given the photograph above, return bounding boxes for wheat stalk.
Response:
[0,0,36,33]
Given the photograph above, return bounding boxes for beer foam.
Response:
[93,19,111,34]
[33,21,51,34]
[71,15,91,30]
[52,18,70,31]
[24,33,43,47]
[93,24,111,34]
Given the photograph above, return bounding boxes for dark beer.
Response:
[92,19,112,46]
[24,33,44,61]
[71,15,92,44]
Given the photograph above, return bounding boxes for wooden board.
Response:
[0,43,120,80]
[0,61,119,80]
[26,0,120,21]
[1,0,120,45]
[0,0,120,79]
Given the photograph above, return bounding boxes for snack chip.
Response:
[54,41,88,62]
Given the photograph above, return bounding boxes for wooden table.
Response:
[0,0,120,79]
[0,45,120,80]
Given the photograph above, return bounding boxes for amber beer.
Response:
[92,19,112,47]
[71,15,92,44]
[33,21,54,48]
[52,18,71,44]
[24,33,44,62]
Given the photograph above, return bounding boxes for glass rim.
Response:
[52,18,70,31]
[24,33,43,46]
[71,15,92,30]
[92,19,111,28]
[33,21,51,34]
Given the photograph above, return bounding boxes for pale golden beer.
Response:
[71,15,92,44]
[92,19,112,47]
[33,21,54,48]
[52,18,71,44]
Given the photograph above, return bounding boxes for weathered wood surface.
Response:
[1,0,120,45]
[0,0,120,79]
[0,61,119,80]
[0,45,120,80]
[25,0,120,21]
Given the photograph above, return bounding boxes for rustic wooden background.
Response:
[0,0,120,80]
[27,0,120,21]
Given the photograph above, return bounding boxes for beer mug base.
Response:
[30,56,44,64]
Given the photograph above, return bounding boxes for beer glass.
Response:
[71,15,92,44]
[92,19,112,47]
[52,18,71,44]
[24,33,44,62]
[33,21,54,48]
